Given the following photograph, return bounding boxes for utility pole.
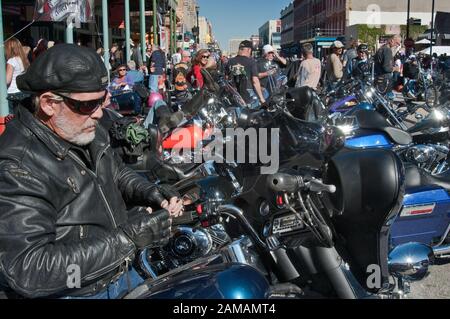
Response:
[140,0,146,62]
[406,0,411,40]
[430,0,435,55]
[196,5,200,45]
[125,0,131,63]
[102,0,110,71]
[153,0,158,45]
[0,0,9,116]
[66,19,74,44]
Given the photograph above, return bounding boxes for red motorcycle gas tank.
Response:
[163,123,213,150]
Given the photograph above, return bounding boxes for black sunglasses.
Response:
[52,90,108,115]
[202,55,210,59]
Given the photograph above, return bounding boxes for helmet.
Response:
[147,92,164,109]
[357,44,369,53]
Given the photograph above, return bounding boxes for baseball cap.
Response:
[239,40,253,50]
[263,44,275,55]
[357,44,369,53]
[332,40,344,48]
[17,44,109,94]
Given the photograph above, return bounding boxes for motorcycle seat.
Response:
[405,164,450,192]
[355,110,412,145]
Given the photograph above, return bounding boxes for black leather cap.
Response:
[17,44,109,94]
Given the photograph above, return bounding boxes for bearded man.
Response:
[0,44,183,299]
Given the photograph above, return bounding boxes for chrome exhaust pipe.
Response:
[433,244,450,257]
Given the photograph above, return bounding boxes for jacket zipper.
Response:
[98,184,117,228]
[68,148,117,228]
[82,251,135,282]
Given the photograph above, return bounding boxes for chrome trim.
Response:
[433,244,450,257]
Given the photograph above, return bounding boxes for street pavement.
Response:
[409,257,450,299]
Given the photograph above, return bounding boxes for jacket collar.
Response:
[17,105,109,161]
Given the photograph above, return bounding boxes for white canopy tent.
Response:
[419,46,450,56]
[416,38,431,45]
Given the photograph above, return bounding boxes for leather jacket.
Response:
[0,105,173,298]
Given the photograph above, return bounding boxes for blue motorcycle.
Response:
[340,109,450,258]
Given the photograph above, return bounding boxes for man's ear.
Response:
[39,92,58,117]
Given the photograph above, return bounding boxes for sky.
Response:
[197,0,292,51]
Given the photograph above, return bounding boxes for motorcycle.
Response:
[332,108,450,258]
[103,82,436,298]
[128,150,434,299]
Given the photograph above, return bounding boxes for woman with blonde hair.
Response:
[5,37,30,113]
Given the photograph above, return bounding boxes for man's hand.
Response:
[160,197,184,218]
[120,209,171,249]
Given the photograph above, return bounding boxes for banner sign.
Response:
[34,0,94,26]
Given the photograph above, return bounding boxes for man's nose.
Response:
[91,105,104,120]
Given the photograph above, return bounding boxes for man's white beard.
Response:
[54,114,97,146]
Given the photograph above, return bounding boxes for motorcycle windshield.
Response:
[273,111,346,159]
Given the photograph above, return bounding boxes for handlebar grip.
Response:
[267,173,304,193]
[171,211,196,226]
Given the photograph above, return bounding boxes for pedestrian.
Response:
[147,44,166,93]
[5,37,30,114]
[374,34,401,95]
[0,44,183,299]
[32,38,48,62]
[326,40,344,88]
[172,47,183,65]
[257,44,287,95]
[181,50,192,64]
[111,63,143,114]
[187,49,210,89]
[109,43,123,71]
[295,43,322,90]
[343,39,360,68]
[126,60,145,84]
[96,47,105,62]
[226,40,266,107]
[346,44,371,80]
[131,39,144,70]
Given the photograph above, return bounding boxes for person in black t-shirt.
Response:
[257,44,287,95]
[226,40,266,106]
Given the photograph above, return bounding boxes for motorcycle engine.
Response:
[405,144,450,175]
[143,224,231,277]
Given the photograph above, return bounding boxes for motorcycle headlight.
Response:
[406,145,437,164]
[337,124,355,135]
[365,89,374,99]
